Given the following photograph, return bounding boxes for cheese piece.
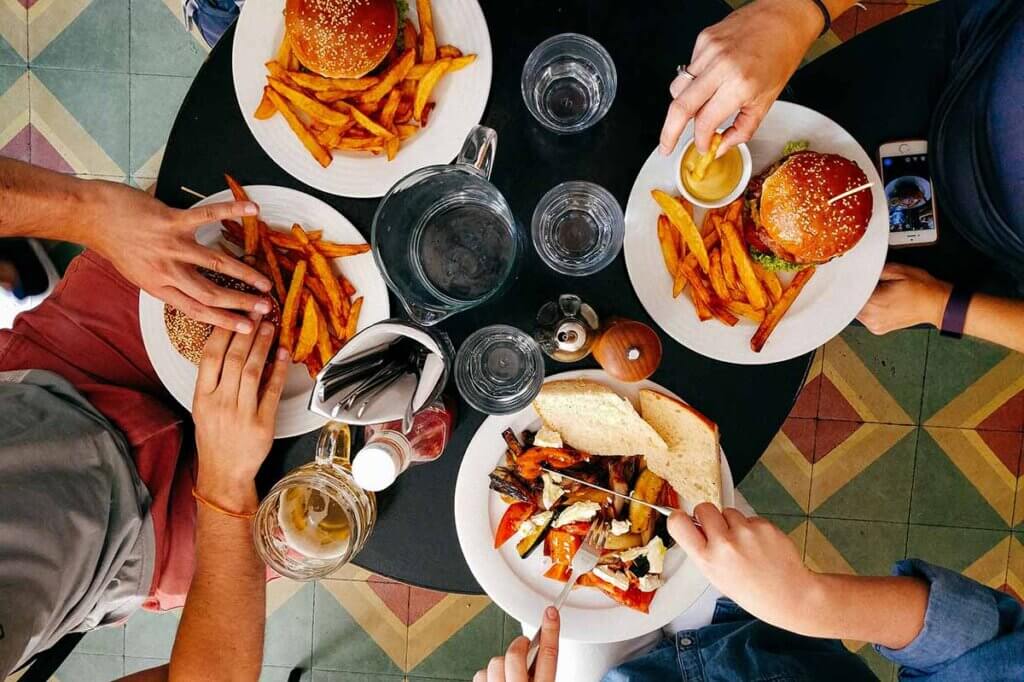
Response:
[592,566,630,591]
[515,511,553,542]
[541,473,565,510]
[637,574,664,592]
[533,426,564,449]
[552,501,600,528]
[610,519,632,536]
[620,537,667,574]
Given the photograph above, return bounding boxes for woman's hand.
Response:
[473,607,560,682]
[192,320,289,513]
[82,180,274,333]
[857,263,952,334]
[660,0,823,156]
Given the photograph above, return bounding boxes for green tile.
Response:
[906,525,1009,577]
[0,63,24,94]
[313,673,405,682]
[500,611,522,652]
[739,461,807,516]
[807,518,907,576]
[855,643,897,682]
[263,665,313,682]
[125,657,168,675]
[921,331,1016,424]
[0,20,24,66]
[53,653,124,681]
[0,65,28,162]
[763,513,810,557]
[408,603,505,680]
[811,426,917,523]
[266,582,316,668]
[125,607,181,659]
[130,0,206,77]
[311,583,404,674]
[30,0,128,72]
[830,327,928,423]
[129,73,190,176]
[76,624,124,656]
[910,428,1017,530]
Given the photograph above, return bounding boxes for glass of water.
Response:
[532,181,625,276]
[455,325,545,415]
[521,33,617,134]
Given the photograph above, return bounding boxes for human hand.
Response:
[82,180,273,333]
[660,0,822,155]
[193,320,289,513]
[669,504,820,634]
[473,607,559,682]
[857,263,952,334]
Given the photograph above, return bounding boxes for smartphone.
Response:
[878,140,939,247]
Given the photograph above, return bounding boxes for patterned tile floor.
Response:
[5,1,1022,681]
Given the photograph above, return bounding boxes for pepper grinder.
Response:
[591,318,663,383]
[534,294,600,363]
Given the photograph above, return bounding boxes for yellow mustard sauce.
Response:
[681,145,743,202]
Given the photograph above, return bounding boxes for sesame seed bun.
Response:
[747,151,872,266]
[285,0,398,79]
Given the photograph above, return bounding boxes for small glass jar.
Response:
[253,422,376,581]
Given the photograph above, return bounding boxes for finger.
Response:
[159,286,254,334]
[669,72,697,99]
[486,656,505,682]
[239,321,276,411]
[878,262,916,280]
[196,326,233,394]
[533,606,560,682]
[177,266,272,316]
[503,637,529,682]
[660,76,720,155]
[186,244,272,293]
[258,347,291,421]
[177,200,259,229]
[719,108,765,153]
[472,671,487,682]
[668,511,708,556]
[693,502,729,540]
[722,507,749,529]
[218,314,261,395]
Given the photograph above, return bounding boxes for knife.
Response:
[540,466,695,522]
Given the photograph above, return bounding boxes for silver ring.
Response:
[676,64,697,81]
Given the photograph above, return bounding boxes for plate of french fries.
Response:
[623,102,888,365]
[233,0,491,198]
[139,183,390,437]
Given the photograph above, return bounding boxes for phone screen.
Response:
[881,153,935,233]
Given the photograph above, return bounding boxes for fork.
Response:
[525,520,609,671]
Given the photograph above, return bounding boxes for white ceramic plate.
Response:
[232,0,493,198]
[623,101,888,365]
[454,369,735,643]
[138,185,390,438]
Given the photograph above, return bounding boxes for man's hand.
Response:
[669,504,821,634]
[660,0,823,155]
[857,263,952,335]
[193,320,289,513]
[473,607,559,682]
[85,180,274,333]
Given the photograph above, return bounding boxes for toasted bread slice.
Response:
[532,379,668,457]
[639,389,722,509]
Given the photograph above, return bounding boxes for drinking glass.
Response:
[455,325,545,415]
[532,181,624,276]
[521,33,617,134]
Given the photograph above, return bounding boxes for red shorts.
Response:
[0,251,195,611]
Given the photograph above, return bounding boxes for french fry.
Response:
[265,61,290,81]
[708,249,730,301]
[302,354,323,379]
[315,88,373,103]
[753,262,784,304]
[725,300,766,323]
[380,89,401,129]
[335,136,387,151]
[255,90,276,119]
[293,296,319,362]
[266,229,322,251]
[679,261,714,307]
[314,241,371,258]
[267,78,352,127]
[358,49,415,104]
[691,132,723,182]
[334,101,395,138]
[315,298,333,365]
[339,276,357,298]
[414,60,450,121]
[652,189,710,273]
[709,303,739,327]
[259,230,287,302]
[264,88,333,168]
[438,45,462,58]
[672,263,686,298]
[657,215,680,280]
[224,174,258,257]
[287,44,301,71]
[724,197,743,225]
[221,219,244,244]
[417,0,436,63]
[344,297,363,341]
[721,239,739,291]
[690,288,712,321]
[287,72,378,92]
[717,219,768,309]
[402,19,418,55]
[280,260,307,352]
[275,36,291,66]
[751,267,816,352]
[407,54,476,80]
[291,225,346,337]
[397,123,419,139]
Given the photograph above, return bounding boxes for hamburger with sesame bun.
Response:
[284,0,400,79]
[164,270,281,365]
[743,146,872,271]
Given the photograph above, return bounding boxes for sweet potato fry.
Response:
[221,219,244,243]
[264,88,333,168]
[287,72,378,92]
[717,219,768,309]
[292,225,346,337]
[280,260,307,352]
[314,241,371,258]
[657,214,680,280]
[344,297,363,341]
[358,49,415,104]
[224,174,258,257]
[259,230,287,302]
[751,267,815,352]
[267,78,352,127]
[708,249,730,302]
[417,0,436,62]
[414,60,450,121]
[293,296,319,362]
[266,229,321,251]
[753,262,784,304]
[652,189,710,273]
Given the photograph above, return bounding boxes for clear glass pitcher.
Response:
[253,422,376,580]
[372,126,523,326]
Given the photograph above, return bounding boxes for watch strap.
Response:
[940,285,972,338]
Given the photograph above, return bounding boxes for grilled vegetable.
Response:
[516,512,553,558]
[488,466,533,503]
[494,502,534,548]
[604,532,644,551]
[629,468,665,545]
[607,459,632,516]
[502,428,524,462]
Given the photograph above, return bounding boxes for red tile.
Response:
[831,7,859,41]
[790,375,821,419]
[817,376,862,422]
[0,125,30,162]
[781,417,817,465]
[976,390,1024,432]
[408,586,448,625]
[813,419,863,463]
[976,430,1023,477]
[367,580,410,624]
[29,125,74,174]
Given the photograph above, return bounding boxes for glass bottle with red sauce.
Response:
[351,398,454,492]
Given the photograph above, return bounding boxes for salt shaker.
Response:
[534,294,600,363]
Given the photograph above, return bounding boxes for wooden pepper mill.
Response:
[591,318,663,382]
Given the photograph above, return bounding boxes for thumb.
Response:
[668,511,707,556]
[179,200,260,228]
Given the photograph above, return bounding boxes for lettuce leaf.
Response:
[749,250,810,272]
[782,140,810,156]
[395,0,409,48]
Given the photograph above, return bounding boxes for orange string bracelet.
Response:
[192,487,257,520]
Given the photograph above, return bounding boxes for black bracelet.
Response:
[805,0,833,37]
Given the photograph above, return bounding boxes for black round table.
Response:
[156,0,810,594]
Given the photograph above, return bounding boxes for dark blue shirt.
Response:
[604,560,1024,682]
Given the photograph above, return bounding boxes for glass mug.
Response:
[372,125,524,326]
[253,422,376,580]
